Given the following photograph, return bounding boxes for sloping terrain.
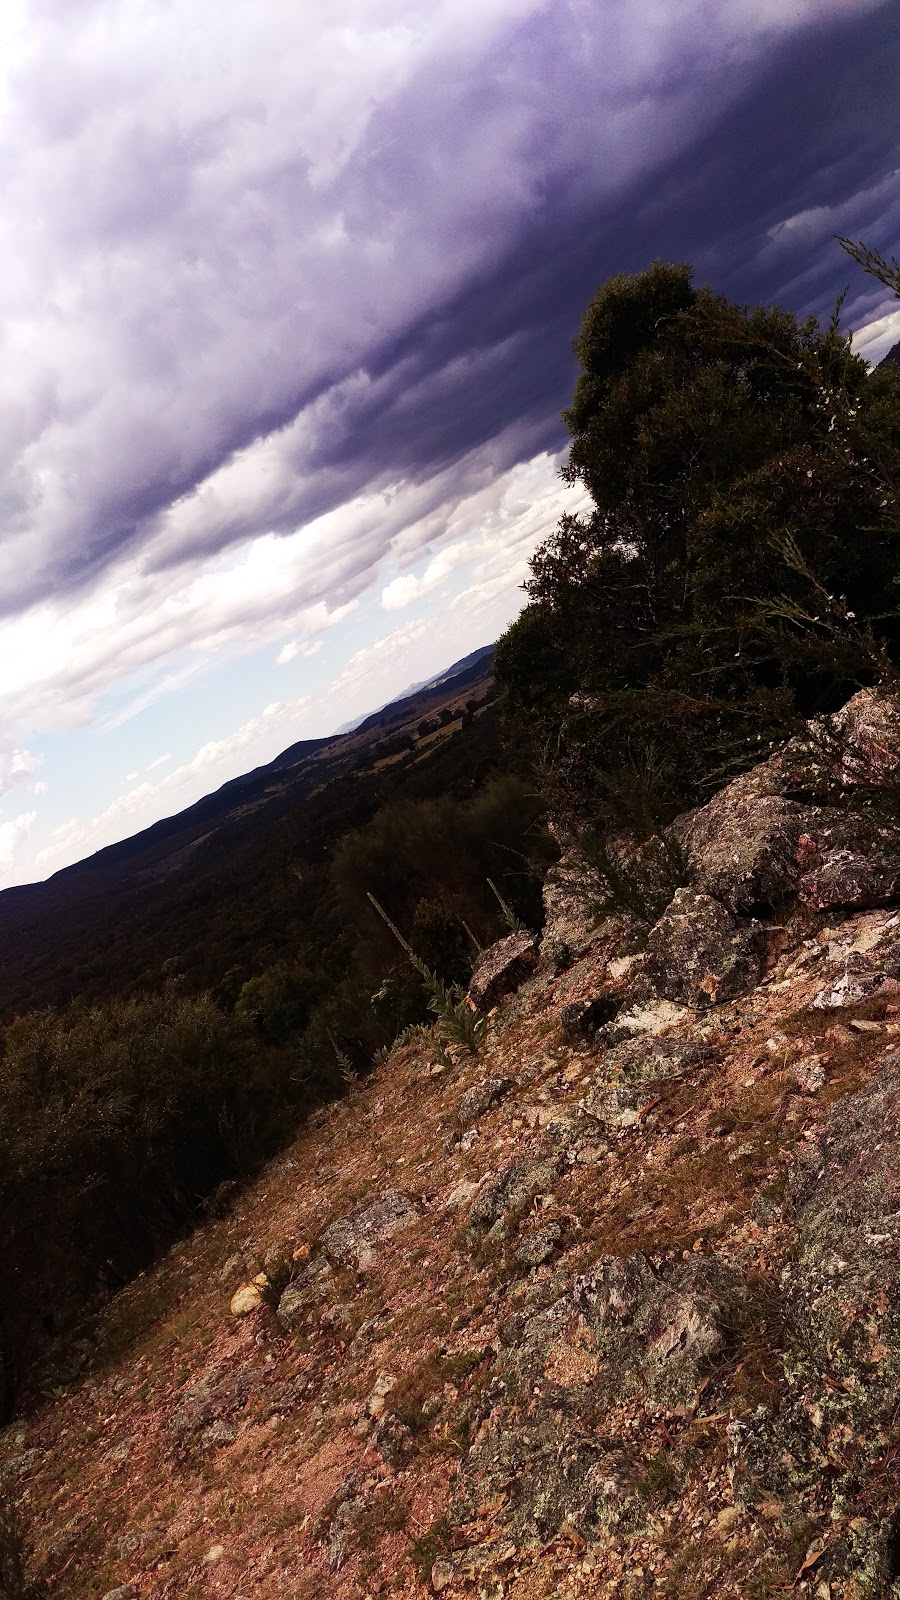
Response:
[3,695,900,1600]
[0,653,495,1018]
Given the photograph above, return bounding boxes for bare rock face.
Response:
[728,1059,900,1592]
[787,1057,900,1386]
[829,687,900,789]
[276,1253,333,1330]
[679,776,817,914]
[558,993,620,1042]
[811,941,900,1009]
[468,1155,561,1239]
[645,888,763,1008]
[540,847,604,965]
[467,930,539,1010]
[456,1075,513,1128]
[798,846,900,911]
[446,1251,740,1569]
[319,1190,421,1272]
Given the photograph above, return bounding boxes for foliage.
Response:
[0,990,327,1418]
[367,895,488,1055]
[487,877,527,933]
[234,961,324,1042]
[837,234,900,299]
[495,260,900,834]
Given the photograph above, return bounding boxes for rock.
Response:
[468,931,539,1010]
[514,1222,562,1268]
[468,1156,561,1237]
[798,848,900,911]
[168,1368,261,1452]
[262,1237,298,1288]
[543,1107,609,1164]
[218,1250,247,1285]
[457,1075,514,1128]
[199,1419,238,1452]
[574,1252,739,1409]
[730,1058,900,1526]
[787,1057,900,1385]
[600,997,687,1041]
[829,688,900,788]
[646,888,763,1008]
[810,950,895,1010]
[679,776,816,913]
[793,1053,828,1093]
[229,1281,265,1316]
[320,1189,422,1271]
[714,1505,743,1538]
[580,1036,713,1114]
[540,848,605,961]
[101,1589,134,1600]
[325,1476,370,1572]
[371,1410,415,1468]
[445,1179,480,1207]
[366,1370,397,1418]
[580,1080,647,1129]
[431,1558,454,1591]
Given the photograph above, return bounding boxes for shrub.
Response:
[0,989,318,1416]
[496,260,900,834]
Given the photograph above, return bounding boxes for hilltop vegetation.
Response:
[496,260,900,832]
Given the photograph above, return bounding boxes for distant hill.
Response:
[335,643,493,733]
[0,644,498,1017]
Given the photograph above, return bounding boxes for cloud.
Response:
[0,0,892,626]
[0,747,41,798]
[277,639,324,667]
[0,0,896,886]
[329,619,431,699]
[854,304,900,364]
[382,543,475,610]
[0,812,37,874]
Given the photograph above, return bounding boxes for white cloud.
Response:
[0,811,37,875]
[0,746,41,797]
[381,542,475,610]
[853,304,900,365]
[277,639,324,667]
[0,0,876,616]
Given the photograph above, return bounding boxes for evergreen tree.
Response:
[496,261,900,829]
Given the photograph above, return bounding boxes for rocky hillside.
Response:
[3,694,900,1600]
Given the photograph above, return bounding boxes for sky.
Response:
[0,0,898,887]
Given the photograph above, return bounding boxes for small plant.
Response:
[408,1515,451,1583]
[633,1448,683,1504]
[373,1022,431,1066]
[486,878,527,934]
[367,895,487,1055]
[573,825,690,925]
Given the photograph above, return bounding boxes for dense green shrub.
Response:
[234,961,324,1042]
[0,990,321,1417]
[496,260,900,833]
[330,775,552,975]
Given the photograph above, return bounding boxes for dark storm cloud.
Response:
[0,0,896,612]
